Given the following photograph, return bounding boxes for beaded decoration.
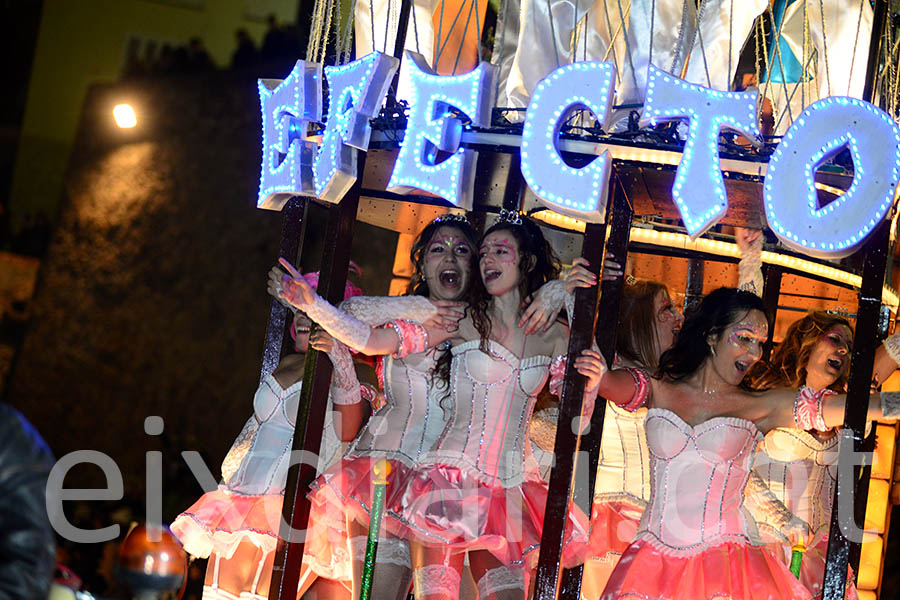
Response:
[433,212,471,226]
[793,386,834,432]
[498,208,524,226]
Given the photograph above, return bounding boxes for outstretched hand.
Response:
[735,227,762,255]
[278,258,317,308]
[424,300,466,332]
[574,348,607,391]
[563,256,623,294]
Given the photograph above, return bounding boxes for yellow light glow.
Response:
[857,532,883,590]
[531,210,900,311]
[863,479,890,533]
[113,104,137,128]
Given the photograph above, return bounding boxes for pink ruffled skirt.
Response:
[390,464,590,568]
[171,486,353,584]
[601,538,814,599]
[581,500,644,600]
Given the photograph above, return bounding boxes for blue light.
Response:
[387,51,497,209]
[520,61,615,223]
[763,96,900,259]
[640,66,760,239]
[257,60,323,210]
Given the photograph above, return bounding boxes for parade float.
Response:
[252,1,900,598]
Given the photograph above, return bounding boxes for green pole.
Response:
[789,540,806,579]
[358,459,391,600]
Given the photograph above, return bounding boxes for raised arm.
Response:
[278,258,454,356]
[736,227,764,297]
[760,386,898,432]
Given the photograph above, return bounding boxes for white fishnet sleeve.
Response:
[339,295,438,326]
[738,233,764,298]
[529,279,573,326]
[529,406,559,452]
[743,470,809,543]
[290,293,372,352]
[219,416,259,483]
[326,341,362,405]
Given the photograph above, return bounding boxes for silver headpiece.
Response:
[432,213,471,226]
[498,208,524,226]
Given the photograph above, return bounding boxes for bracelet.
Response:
[384,319,428,358]
[794,387,833,431]
[620,367,650,412]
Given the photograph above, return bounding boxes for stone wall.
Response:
[6,71,396,519]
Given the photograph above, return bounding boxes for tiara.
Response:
[498,208,524,226]
[433,213,470,226]
[825,306,851,318]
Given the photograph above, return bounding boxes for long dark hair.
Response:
[657,288,767,383]
[617,280,670,369]
[744,310,852,392]
[470,217,561,354]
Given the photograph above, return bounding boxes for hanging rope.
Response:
[435,0,470,69]
[817,0,833,97]
[450,0,478,74]
[617,0,640,99]
[492,0,508,102]
[848,0,867,97]
[693,0,713,89]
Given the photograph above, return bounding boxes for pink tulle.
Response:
[588,500,644,558]
[171,486,353,583]
[390,464,590,569]
[602,538,814,599]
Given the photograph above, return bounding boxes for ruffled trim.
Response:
[390,463,589,569]
[171,487,283,559]
[602,538,814,599]
[588,499,645,558]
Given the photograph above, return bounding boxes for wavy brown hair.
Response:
[617,280,670,369]
[744,310,852,392]
[469,218,561,355]
[433,217,560,396]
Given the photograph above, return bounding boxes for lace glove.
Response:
[881,391,900,418]
[327,341,363,405]
[529,407,559,452]
[220,416,259,483]
[283,287,373,352]
[340,295,438,326]
[744,470,810,544]
[884,331,900,366]
[737,230,764,298]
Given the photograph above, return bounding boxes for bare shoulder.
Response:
[272,353,305,388]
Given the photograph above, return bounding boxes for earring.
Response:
[709,345,716,356]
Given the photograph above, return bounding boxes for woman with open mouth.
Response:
[743,309,900,599]
[588,287,898,599]
[385,213,601,600]
[278,212,601,600]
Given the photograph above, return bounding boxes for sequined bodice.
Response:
[347,351,446,466]
[754,428,839,537]
[426,340,552,487]
[594,402,651,506]
[638,409,763,555]
[225,375,304,494]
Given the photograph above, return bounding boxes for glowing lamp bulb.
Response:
[113,104,137,128]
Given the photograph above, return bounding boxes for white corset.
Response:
[638,409,763,555]
[754,427,839,539]
[225,375,304,495]
[424,340,551,487]
[594,401,651,507]
[347,350,446,467]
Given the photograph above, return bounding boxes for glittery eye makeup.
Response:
[479,238,518,264]
[725,326,766,351]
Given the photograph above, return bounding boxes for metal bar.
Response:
[261,197,308,381]
[558,176,633,599]
[533,198,610,600]
[822,221,889,600]
[269,155,364,599]
[388,0,413,104]
[761,265,782,362]
[823,3,889,596]
[682,258,704,318]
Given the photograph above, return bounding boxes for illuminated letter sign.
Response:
[642,66,761,238]
[387,51,497,210]
[257,60,322,210]
[314,52,399,203]
[764,97,900,259]
[521,61,616,223]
